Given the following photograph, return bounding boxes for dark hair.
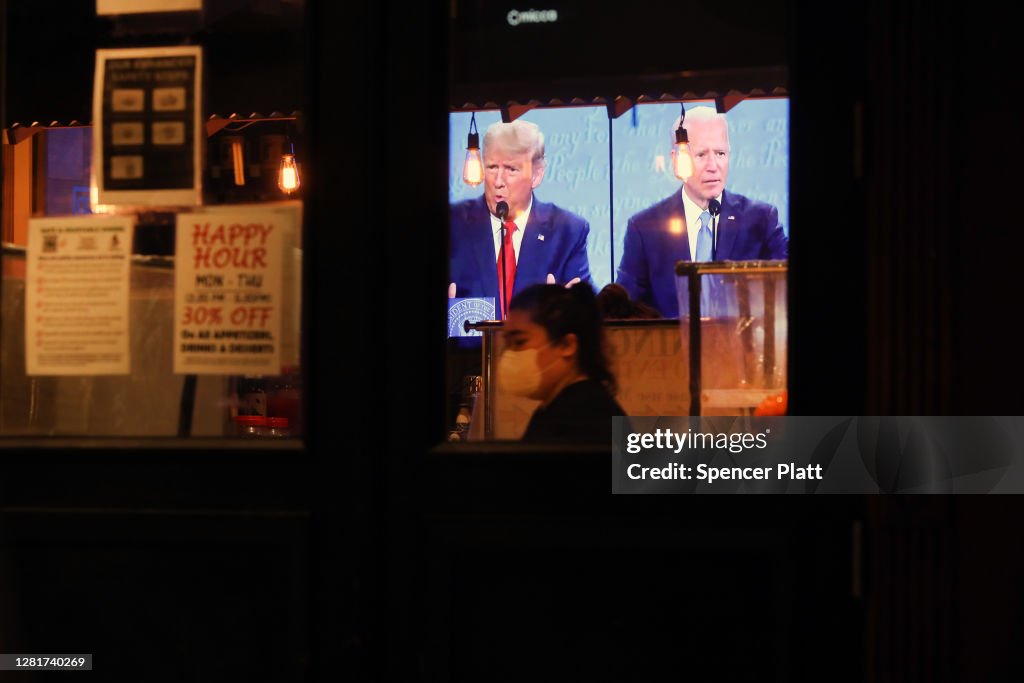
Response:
[596,283,662,320]
[509,283,617,394]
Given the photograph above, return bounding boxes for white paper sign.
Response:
[25,216,134,376]
[174,208,286,374]
[197,201,302,368]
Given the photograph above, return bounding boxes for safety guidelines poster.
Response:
[25,215,134,375]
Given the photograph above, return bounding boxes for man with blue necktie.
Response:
[616,106,788,318]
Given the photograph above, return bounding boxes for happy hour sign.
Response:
[174,208,284,374]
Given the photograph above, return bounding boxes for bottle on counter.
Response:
[465,375,483,440]
[448,406,472,441]
[237,376,268,416]
[447,375,482,441]
[266,366,302,435]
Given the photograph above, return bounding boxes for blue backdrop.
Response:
[449,99,788,292]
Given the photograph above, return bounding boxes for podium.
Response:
[675,260,787,416]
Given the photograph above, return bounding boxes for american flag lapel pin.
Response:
[728,215,736,220]
[538,234,545,241]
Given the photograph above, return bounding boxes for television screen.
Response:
[447,97,788,334]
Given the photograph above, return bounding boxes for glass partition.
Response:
[676,261,787,416]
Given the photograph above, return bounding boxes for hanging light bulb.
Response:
[462,112,483,186]
[673,129,693,181]
[673,104,693,181]
[279,144,300,194]
[463,142,483,186]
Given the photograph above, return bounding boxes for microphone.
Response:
[495,200,511,319]
[708,199,721,260]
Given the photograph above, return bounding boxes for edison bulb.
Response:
[673,143,693,181]
[463,147,483,186]
[279,153,300,194]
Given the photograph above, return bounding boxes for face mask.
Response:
[498,344,557,398]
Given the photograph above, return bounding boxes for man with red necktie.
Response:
[449,119,592,318]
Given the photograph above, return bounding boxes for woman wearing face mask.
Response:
[499,283,628,443]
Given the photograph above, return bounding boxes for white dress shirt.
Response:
[489,197,532,264]
[681,188,723,259]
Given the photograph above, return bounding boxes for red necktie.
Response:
[497,220,517,319]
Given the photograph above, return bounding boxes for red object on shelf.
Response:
[233,415,269,437]
[754,390,788,416]
[266,372,302,435]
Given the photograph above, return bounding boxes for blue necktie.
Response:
[695,209,712,262]
[694,209,717,316]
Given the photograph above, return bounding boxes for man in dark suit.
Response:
[449,119,591,318]
[616,106,787,318]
